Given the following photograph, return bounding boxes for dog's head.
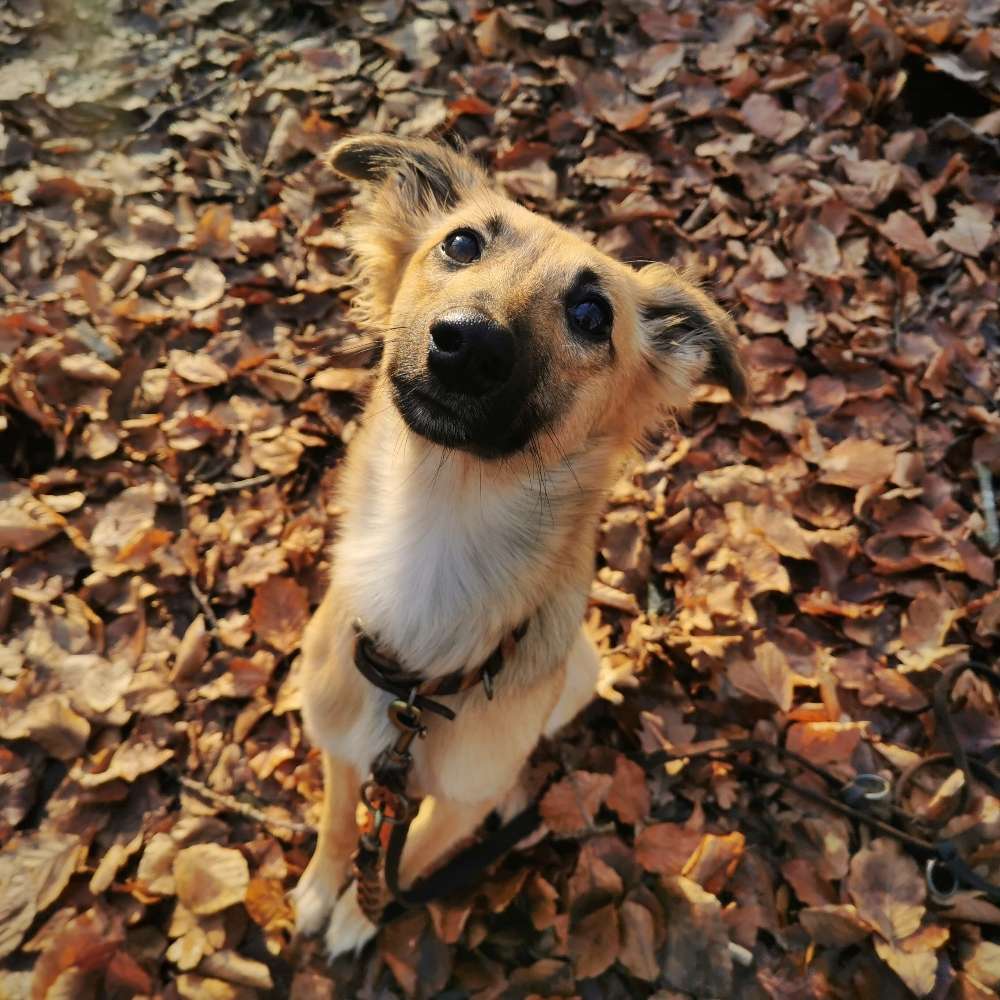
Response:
[328,135,747,460]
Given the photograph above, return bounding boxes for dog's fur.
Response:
[292,135,747,956]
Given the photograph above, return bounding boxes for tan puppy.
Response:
[292,135,746,957]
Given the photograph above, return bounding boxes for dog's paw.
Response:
[324,881,377,959]
[291,859,343,937]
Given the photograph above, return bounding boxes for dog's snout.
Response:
[428,312,514,397]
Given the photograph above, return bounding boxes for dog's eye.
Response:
[567,296,612,340]
[441,229,481,265]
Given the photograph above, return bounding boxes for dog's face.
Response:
[329,136,746,460]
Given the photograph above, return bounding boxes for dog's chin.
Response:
[390,376,530,459]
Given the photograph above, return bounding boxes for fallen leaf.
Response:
[819,439,897,489]
[785,722,865,766]
[742,93,806,144]
[250,576,310,655]
[939,203,994,257]
[175,258,226,311]
[634,824,703,877]
[878,211,936,256]
[540,771,613,834]
[727,642,794,711]
[569,902,619,979]
[605,754,650,825]
[660,876,732,997]
[0,833,81,959]
[173,845,250,915]
[846,838,925,943]
[965,940,1000,989]
[618,900,659,981]
[799,904,872,947]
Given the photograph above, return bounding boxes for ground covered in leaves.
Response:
[1,0,1000,997]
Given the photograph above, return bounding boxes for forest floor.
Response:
[1,0,999,997]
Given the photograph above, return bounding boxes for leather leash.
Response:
[360,658,1000,922]
[348,618,528,922]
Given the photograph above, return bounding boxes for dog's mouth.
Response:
[390,373,534,459]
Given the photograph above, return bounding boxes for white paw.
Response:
[291,858,343,937]
[324,881,377,959]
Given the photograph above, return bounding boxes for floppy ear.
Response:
[326,135,490,328]
[329,134,487,211]
[635,263,748,408]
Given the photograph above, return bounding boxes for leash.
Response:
[347,618,529,922]
[352,656,1000,921]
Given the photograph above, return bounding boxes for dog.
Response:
[291,134,747,957]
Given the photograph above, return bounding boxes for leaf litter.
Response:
[0,0,999,998]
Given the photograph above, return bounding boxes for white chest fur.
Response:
[332,411,573,678]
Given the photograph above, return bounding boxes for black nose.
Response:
[428,312,514,397]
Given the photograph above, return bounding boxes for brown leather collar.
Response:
[351,618,529,720]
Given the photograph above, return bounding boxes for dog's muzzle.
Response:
[427,310,514,397]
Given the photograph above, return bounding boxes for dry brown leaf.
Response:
[1,694,91,761]
[965,940,1000,989]
[878,211,937,257]
[683,832,745,894]
[799,904,872,947]
[171,350,229,387]
[250,576,310,655]
[846,838,925,943]
[785,722,865,766]
[175,974,257,1000]
[618,900,659,981]
[136,833,179,896]
[874,930,945,998]
[727,642,794,712]
[660,876,732,997]
[175,258,226,311]
[173,844,250,915]
[0,484,64,552]
[173,614,210,681]
[939,204,994,257]
[311,368,372,393]
[742,93,806,144]
[605,754,650,825]
[539,771,613,834]
[197,951,274,991]
[0,833,81,959]
[568,902,619,980]
[634,824,703,877]
[819,439,898,489]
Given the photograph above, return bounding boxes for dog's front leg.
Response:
[322,794,496,959]
[399,794,497,886]
[292,752,360,937]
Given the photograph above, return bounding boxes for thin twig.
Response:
[975,462,999,550]
[189,579,218,631]
[179,776,313,835]
[550,822,617,841]
[209,473,274,493]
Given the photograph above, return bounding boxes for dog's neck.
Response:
[332,390,620,679]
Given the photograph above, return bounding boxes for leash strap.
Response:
[348,619,529,922]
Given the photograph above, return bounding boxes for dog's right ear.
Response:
[327,136,490,329]
[328,135,488,218]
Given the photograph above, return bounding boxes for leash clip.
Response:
[361,780,414,825]
[842,773,892,810]
[926,858,959,905]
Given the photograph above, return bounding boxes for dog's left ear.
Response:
[636,264,748,408]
